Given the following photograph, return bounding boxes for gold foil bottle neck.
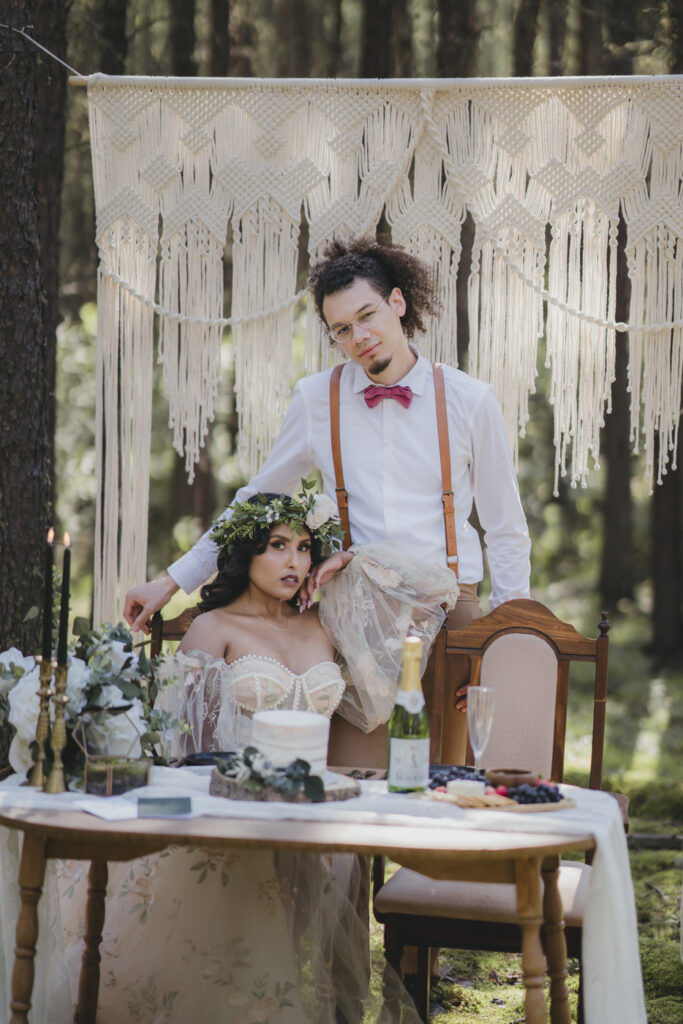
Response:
[398,636,423,692]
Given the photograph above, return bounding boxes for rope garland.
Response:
[98,265,307,327]
[100,246,683,335]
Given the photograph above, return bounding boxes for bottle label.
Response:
[388,738,430,790]
[395,691,426,714]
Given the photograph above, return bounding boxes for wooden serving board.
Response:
[209,768,360,803]
[422,792,576,813]
[495,797,576,813]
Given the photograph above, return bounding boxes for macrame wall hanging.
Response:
[85,74,683,625]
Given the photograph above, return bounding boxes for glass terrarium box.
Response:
[73,706,151,797]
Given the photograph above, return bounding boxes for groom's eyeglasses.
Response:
[326,297,389,345]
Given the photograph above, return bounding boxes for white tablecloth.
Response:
[0,772,646,1024]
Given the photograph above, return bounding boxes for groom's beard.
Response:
[368,355,391,377]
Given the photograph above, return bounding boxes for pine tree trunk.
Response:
[33,0,68,523]
[513,0,540,76]
[672,0,683,72]
[579,0,603,74]
[360,0,394,77]
[436,0,478,76]
[652,434,683,661]
[209,0,232,77]
[581,4,639,615]
[0,3,52,651]
[392,0,413,77]
[100,0,128,74]
[547,0,567,75]
[326,0,343,77]
[600,238,635,607]
[170,0,197,76]
[436,2,477,363]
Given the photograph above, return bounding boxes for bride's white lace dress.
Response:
[57,654,378,1024]
[57,544,457,1023]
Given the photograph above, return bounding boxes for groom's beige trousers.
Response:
[328,583,482,770]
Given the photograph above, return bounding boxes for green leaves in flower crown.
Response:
[209,478,343,557]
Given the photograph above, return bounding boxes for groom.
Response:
[124,237,531,764]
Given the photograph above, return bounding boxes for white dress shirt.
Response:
[169,353,531,608]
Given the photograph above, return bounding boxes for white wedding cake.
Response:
[251,710,330,775]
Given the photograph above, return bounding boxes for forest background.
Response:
[2,0,683,787]
[3,0,683,649]
[2,2,683,1022]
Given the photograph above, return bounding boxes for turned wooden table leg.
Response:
[542,855,570,1024]
[380,920,405,1024]
[515,856,548,1024]
[74,859,108,1024]
[9,834,48,1024]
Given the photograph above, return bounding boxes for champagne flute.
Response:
[467,686,495,770]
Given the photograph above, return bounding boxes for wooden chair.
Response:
[150,606,201,657]
[373,598,615,1023]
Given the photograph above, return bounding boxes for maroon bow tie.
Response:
[363,384,413,409]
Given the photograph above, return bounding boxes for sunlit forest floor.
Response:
[360,591,683,1023]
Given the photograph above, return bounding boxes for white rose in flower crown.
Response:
[305,493,339,532]
[7,668,41,774]
[87,697,146,758]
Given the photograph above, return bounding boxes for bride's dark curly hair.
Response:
[198,494,325,612]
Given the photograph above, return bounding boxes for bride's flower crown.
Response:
[210,478,344,555]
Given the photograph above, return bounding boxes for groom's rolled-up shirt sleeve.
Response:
[168,385,314,594]
[469,387,531,608]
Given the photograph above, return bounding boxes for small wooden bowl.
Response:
[485,768,537,788]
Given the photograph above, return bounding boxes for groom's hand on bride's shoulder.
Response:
[299,551,354,611]
[123,576,180,633]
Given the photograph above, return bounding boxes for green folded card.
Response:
[137,796,193,818]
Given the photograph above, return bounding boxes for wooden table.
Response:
[0,803,594,1024]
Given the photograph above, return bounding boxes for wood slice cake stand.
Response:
[209,768,361,803]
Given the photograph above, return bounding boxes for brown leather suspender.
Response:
[432,363,459,577]
[328,361,458,574]
[330,364,351,550]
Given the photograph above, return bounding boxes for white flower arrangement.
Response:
[0,623,183,782]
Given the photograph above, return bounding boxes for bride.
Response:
[59,489,456,1023]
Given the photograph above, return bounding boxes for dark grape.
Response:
[428,764,486,790]
[506,781,562,805]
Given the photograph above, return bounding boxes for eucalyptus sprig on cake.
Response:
[211,746,325,803]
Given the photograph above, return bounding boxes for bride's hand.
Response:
[299,551,353,611]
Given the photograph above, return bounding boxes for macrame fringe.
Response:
[232,203,299,471]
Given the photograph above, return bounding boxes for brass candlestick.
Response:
[27,656,54,788]
[45,664,69,794]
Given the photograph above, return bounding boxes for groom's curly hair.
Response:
[198,495,325,611]
[307,237,440,339]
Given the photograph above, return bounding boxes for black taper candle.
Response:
[57,533,71,667]
[42,529,55,661]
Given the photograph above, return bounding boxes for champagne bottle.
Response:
[387,636,430,793]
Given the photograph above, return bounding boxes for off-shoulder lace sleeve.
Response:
[155,650,239,755]
[318,541,458,733]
